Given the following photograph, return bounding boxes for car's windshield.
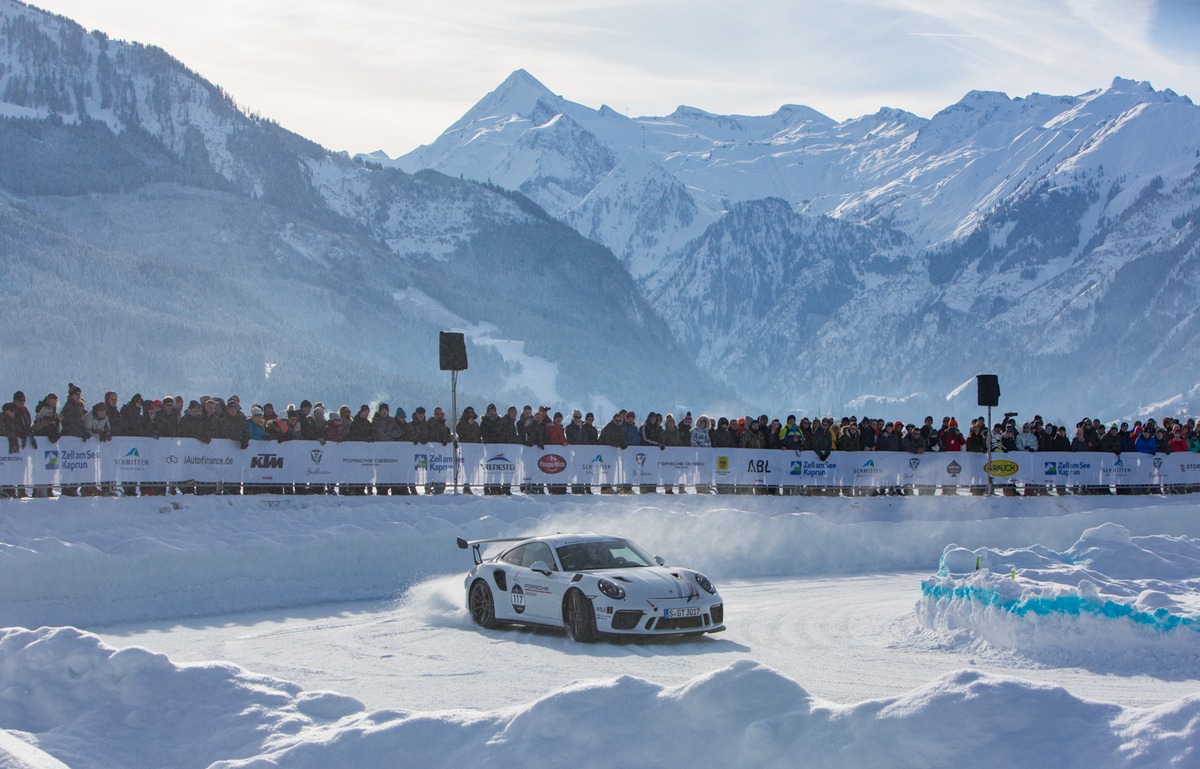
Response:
[556,539,656,571]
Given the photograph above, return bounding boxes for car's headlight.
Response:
[693,573,716,594]
[597,578,625,600]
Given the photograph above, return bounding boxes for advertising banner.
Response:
[0,437,1191,491]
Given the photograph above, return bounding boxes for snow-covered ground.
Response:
[2,493,1199,768]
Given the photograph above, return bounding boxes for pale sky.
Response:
[30,0,1200,158]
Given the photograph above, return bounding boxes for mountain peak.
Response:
[484,69,560,114]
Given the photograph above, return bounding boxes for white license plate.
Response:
[665,607,701,619]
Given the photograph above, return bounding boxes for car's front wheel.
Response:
[564,589,598,642]
[469,580,498,629]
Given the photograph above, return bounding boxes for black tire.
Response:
[564,589,598,642]
[469,580,498,629]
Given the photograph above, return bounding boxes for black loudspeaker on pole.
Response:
[439,332,467,494]
[977,373,1000,496]
[439,332,468,372]
[976,374,1000,407]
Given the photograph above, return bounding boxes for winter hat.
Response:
[329,413,342,422]
[396,408,407,418]
[251,405,264,417]
[573,410,582,418]
[313,407,325,418]
[379,403,389,411]
[188,400,201,410]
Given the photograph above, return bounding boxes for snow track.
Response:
[96,572,1199,713]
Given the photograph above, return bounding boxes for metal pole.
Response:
[451,370,459,495]
[986,404,993,497]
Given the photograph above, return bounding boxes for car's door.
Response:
[516,541,572,623]
[492,544,530,621]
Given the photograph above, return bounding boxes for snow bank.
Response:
[918,524,1200,664]
[1,627,1197,769]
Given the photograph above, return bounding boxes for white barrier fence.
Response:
[2,437,1198,490]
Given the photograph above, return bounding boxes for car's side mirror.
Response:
[530,561,554,575]
[654,555,665,566]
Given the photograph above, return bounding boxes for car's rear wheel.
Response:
[469,580,497,629]
[565,589,598,642]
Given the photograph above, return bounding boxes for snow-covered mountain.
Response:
[0,1,724,413]
[389,70,1200,419]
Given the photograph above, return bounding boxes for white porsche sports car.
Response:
[456,533,725,642]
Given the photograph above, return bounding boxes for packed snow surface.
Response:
[920,523,1200,664]
[2,493,1200,768]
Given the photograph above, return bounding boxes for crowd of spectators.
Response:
[3,384,1199,498]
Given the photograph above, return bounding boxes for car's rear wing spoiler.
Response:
[457,536,525,565]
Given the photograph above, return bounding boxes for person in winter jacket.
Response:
[839,422,861,451]
[61,385,88,440]
[1070,426,1090,452]
[177,400,210,443]
[247,406,268,441]
[457,407,483,443]
[479,404,507,444]
[32,393,60,444]
[10,392,32,451]
[581,412,599,444]
[373,404,404,441]
[520,410,547,450]
[83,402,112,441]
[1015,423,1039,451]
[661,414,682,446]
[710,417,735,448]
[155,398,180,438]
[214,400,249,448]
[810,421,833,462]
[546,412,568,446]
[2,402,18,456]
[779,416,803,452]
[564,411,586,445]
[640,412,665,449]
[1049,426,1072,452]
[941,423,966,452]
[427,407,452,445]
[347,405,374,442]
[876,422,901,452]
[689,416,712,448]
[1134,428,1158,454]
[859,419,878,451]
[323,413,345,443]
[600,413,627,449]
[620,411,641,448]
[740,419,766,449]
[901,425,925,454]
